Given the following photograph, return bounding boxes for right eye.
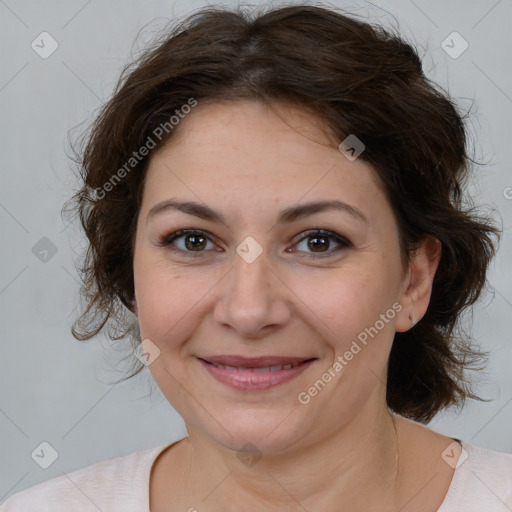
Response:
[158,229,220,256]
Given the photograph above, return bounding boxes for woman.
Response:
[2,3,511,511]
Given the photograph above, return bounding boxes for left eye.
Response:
[289,229,351,256]
[158,229,350,256]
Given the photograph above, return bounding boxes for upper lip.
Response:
[198,355,316,368]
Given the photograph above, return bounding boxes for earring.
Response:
[409,312,417,327]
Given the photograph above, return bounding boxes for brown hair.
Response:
[63,3,502,423]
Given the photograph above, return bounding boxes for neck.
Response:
[181,395,404,510]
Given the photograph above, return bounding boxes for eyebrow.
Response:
[146,198,368,225]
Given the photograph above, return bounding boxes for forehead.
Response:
[141,100,390,227]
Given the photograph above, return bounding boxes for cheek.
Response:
[298,265,390,333]
[135,263,217,352]
[302,271,399,384]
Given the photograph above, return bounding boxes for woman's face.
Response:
[133,99,434,453]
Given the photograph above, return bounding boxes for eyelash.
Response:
[157,228,351,258]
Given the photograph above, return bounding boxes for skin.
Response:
[132,99,456,511]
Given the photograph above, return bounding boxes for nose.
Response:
[212,249,291,338]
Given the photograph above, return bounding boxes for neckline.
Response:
[435,438,468,511]
[144,437,468,511]
[146,438,185,512]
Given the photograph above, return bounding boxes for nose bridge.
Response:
[227,233,270,299]
[214,247,288,334]
[228,250,271,310]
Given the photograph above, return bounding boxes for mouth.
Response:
[196,355,317,390]
[207,361,304,372]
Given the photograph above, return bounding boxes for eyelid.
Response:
[292,228,349,243]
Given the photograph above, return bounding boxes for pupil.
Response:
[308,236,328,252]
[186,234,206,251]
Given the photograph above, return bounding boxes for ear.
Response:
[395,235,442,332]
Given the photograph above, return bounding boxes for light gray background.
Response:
[1,0,511,500]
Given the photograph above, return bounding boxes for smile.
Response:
[209,361,304,372]
[198,357,316,390]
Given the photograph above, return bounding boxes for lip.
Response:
[197,356,317,391]
[199,355,314,368]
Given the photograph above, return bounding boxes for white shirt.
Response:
[1,438,511,511]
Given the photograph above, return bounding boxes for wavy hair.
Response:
[63,3,502,423]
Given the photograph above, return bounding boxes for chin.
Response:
[201,412,309,456]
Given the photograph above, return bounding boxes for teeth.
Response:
[211,362,303,371]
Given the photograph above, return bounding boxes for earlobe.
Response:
[395,236,442,332]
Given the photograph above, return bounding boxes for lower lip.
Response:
[198,358,316,391]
